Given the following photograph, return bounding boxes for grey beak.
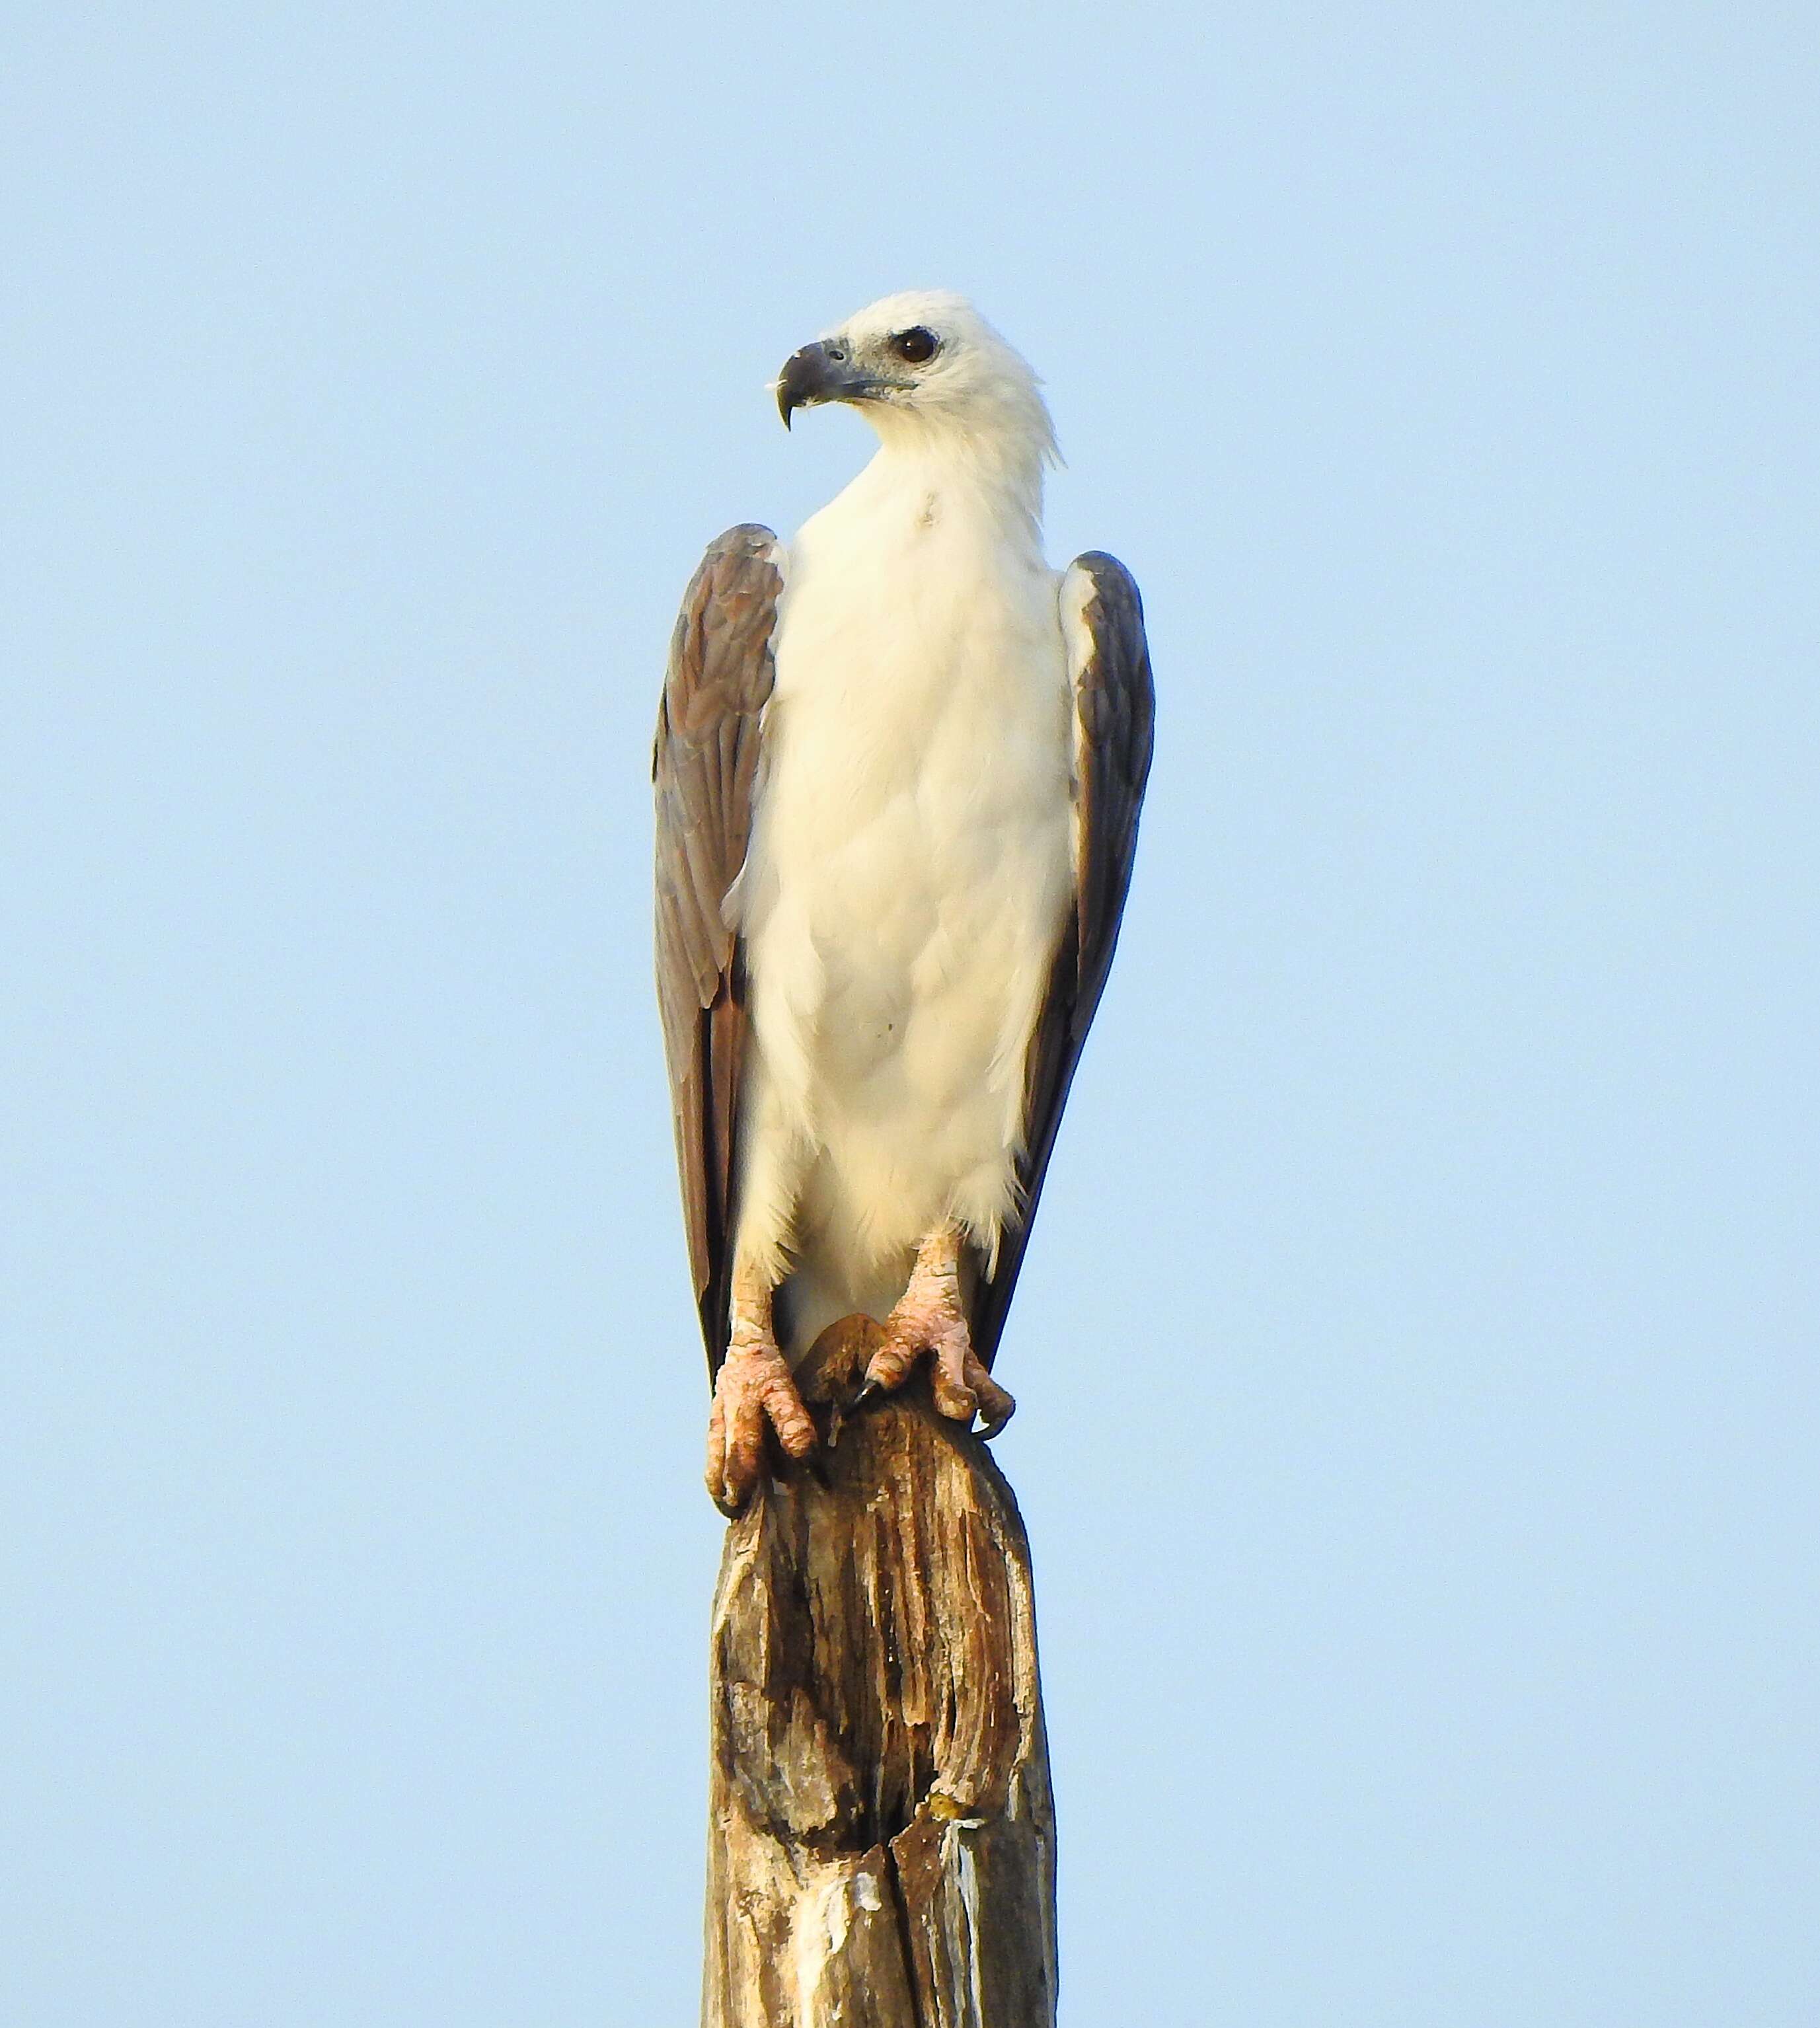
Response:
[775,342,884,428]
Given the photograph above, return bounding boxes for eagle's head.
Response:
[774,291,1056,462]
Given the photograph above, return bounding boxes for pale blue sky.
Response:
[3,5,1815,2023]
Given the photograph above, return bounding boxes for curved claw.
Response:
[970,1364,1017,1438]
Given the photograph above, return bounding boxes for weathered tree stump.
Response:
[704,1316,1057,2028]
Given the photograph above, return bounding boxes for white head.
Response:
[774,290,1057,474]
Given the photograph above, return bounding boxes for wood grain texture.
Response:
[703,1317,1057,2028]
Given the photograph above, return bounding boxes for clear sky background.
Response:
[3,5,1815,2023]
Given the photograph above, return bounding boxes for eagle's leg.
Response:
[864,1221,1016,1437]
[705,1263,816,1517]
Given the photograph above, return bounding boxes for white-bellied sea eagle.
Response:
[654,291,1154,1513]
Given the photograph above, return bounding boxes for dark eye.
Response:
[890,326,938,364]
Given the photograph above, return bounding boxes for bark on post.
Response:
[704,1316,1058,2028]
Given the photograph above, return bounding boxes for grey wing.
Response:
[969,552,1155,1365]
[653,523,782,1381]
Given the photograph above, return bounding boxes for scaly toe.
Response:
[930,1337,980,1423]
[704,1343,815,1515]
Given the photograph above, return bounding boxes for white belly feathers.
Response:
[732,471,1075,1351]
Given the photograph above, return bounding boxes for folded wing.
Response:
[653,525,782,1378]
[969,552,1156,1363]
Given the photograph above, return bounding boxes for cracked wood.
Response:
[703,1316,1057,2028]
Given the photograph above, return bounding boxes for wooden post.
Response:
[703,1316,1058,2028]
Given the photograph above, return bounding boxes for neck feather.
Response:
[862,411,1052,541]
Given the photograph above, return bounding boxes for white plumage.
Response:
[656,289,1153,1511]
[735,305,1081,1349]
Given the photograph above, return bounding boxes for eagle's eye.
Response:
[889,326,938,364]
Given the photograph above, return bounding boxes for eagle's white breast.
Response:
[734,455,1075,1352]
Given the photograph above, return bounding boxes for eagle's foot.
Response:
[862,1225,1016,1438]
[706,1332,815,1518]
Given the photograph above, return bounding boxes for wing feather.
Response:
[970,552,1155,1364]
[653,523,782,1379]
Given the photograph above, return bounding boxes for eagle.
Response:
[654,291,1153,1513]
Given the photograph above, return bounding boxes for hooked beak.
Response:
[774,342,891,428]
